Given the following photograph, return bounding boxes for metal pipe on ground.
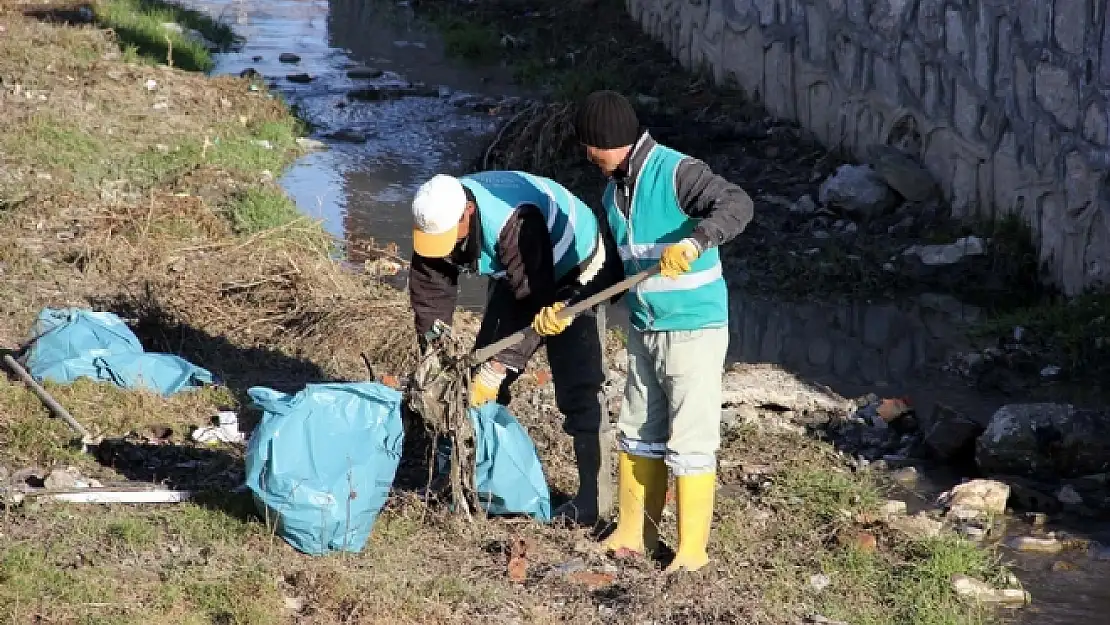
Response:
[2,352,95,443]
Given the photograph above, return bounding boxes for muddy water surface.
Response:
[184,0,1110,622]
[191,0,531,308]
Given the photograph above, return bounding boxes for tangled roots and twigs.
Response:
[405,324,481,520]
[482,102,580,177]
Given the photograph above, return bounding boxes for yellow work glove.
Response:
[469,361,506,407]
[532,302,571,336]
[659,238,701,278]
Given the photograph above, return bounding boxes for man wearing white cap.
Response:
[408,170,621,527]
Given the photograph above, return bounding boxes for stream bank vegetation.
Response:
[0,1,1023,622]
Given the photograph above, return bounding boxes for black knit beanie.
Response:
[575,90,640,149]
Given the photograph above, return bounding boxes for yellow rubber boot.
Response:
[602,452,668,557]
[664,471,716,573]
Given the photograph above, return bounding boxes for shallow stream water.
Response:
[182,0,1110,621]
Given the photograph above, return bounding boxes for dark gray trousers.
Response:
[473,279,608,436]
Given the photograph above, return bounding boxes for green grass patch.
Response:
[753,458,1009,624]
[437,17,501,63]
[207,119,302,175]
[228,187,302,234]
[94,0,239,72]
[819,536,1004,625]
[973,290,1110,374]
[772,467,883,524]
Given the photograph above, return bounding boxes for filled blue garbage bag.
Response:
[22,308,213,396]
[244,382,405,556]
[470,402,552,522]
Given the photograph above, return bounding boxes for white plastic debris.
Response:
[50,489,193,504]
[192,411,245,445]
[902,236,986,266]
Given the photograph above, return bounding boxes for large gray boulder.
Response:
[976,404,1110,479]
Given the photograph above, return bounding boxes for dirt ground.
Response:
[0,3,1016,624]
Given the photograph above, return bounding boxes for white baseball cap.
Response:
[412,174,468,258]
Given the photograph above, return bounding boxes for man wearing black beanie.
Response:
[558,89,754,573]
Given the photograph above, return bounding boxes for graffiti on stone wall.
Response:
[625,0,1110,293]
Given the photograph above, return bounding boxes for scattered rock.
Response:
[239,68,261,80]
[818,164,898,218]
[286,73,313,84]
[721,404,761,430]
[976,403,1110,479]
[346,67,384,79]
[721,363,855,416]
[939,479,1009,520]
[866,145,938,202]
[282,596,304,613]
[923,403,983,461]
[278,52,301,64]
[1040,365,1062,379]
[837,530,878,553]
[1007,536,1064,554]
[957,523,990,541]
[326,128,368,143]
[877,499,907,518]
[295,137,327,151]
[873,397,915,431]
[1003,476,1062,513]
[902,236,986,266]
[1050,560,1077,572]
[790,195,818,214]
[43,466,101,490]
[1055,484,1083,506]
[43,468,79,490]
[808,573,831,592]
[951,574,1030,606]
[890,466,919,486]
[887,512,943,539]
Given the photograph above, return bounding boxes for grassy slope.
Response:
[0,2,1016,623]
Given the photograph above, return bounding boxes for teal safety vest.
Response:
[602,145,728,332]
[460,171,600,281]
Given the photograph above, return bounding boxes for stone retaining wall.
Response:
[628,0,1110,294]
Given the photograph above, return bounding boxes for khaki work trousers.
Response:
[617,326,729,476]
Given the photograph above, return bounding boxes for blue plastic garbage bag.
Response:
[470,402,552,522]
[96,352,215,396]
[244,382,405,556]
[22,308,213,396]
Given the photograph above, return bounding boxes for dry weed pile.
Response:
[481,101,579,178]
[0,9,481,387]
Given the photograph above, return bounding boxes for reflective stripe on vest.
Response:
[460,171,599,281]
[601,144,728,331]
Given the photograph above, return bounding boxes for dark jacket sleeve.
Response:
[409,252,459,338]
[482,206,557,369]
[674,157,755,250]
